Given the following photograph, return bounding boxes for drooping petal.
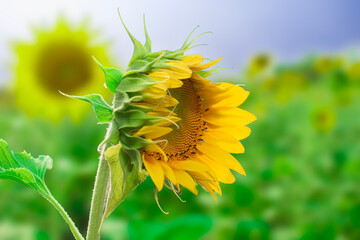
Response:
[197,153,235,184]
[142,154,164,191]
[159,161,177,185]
[172,169,198,195]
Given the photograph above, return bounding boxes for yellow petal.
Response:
[205,87,250,109]
[149,71,184,89]
[148,71,171,81]
[190,171,221,199]
[204,108,257,126]
[152,115,181,127]
[197,142,246,176]
[134,126,173,139]
[162,61,192,79]
[181,54,204,67]
[203,131,245,153]
[142,94,179,108]
[208,125,251,140]
[145,143,168,162]
[197,180,217,202]
[197,154,235,184]
[147,107,174,116]
[142,154,164,191]
[142,84,167,98]
[159,161,177,185]
[196,83,230,99]
[191,73,214,88]
[191,57,222,71]
[169,160,210,172]
[173,169,198,195]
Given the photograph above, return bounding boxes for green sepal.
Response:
[117,73,158,92]
[62,93,114,124]
[146,51,164,59]
[113,89,129,112]
[163,50,186,59]
[195,68,222,78]
[114,109,159,129]
[124,51,166,77]
[0,139,52,197]
[93,57,123,93]
[143,15,151,53]
[152,58,177,70]
[103,144,147,221]
[119,132,152,150]
[119,14,147,66]
[127,92,157,101]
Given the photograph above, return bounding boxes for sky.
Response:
[1,0,360,86]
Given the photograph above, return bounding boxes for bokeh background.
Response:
[1,1,360,239]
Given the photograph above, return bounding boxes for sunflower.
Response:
[93,19,257,203]
[14,18,113,122]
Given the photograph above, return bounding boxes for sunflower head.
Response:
[73,17,256,215]
[14,18,113,122]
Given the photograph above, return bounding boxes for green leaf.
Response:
[62,93,114,123]
[0,140,85,240]
[0,139,52,197]
[103,144,147,221]
[93,57,123,93]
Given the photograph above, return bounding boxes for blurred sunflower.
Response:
[311,107,336,133]
[14,18,113,122]
[247,54,271,77]
[347,62,360,81]
[314,56,343,74]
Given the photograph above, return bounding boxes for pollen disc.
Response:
[160,79,206,161]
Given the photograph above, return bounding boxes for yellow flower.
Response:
[99,21,256,202]
[14,18,113,122]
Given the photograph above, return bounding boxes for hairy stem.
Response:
[47,194,85,240]
[86,124,113,240]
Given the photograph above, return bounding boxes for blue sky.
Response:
[1,0,360,86]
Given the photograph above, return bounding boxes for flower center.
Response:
[36,42,92,95]
[159,79,207,161]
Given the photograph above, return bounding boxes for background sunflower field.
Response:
[1,1,360,240]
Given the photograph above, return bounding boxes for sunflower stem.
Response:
[86,129,112,240]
